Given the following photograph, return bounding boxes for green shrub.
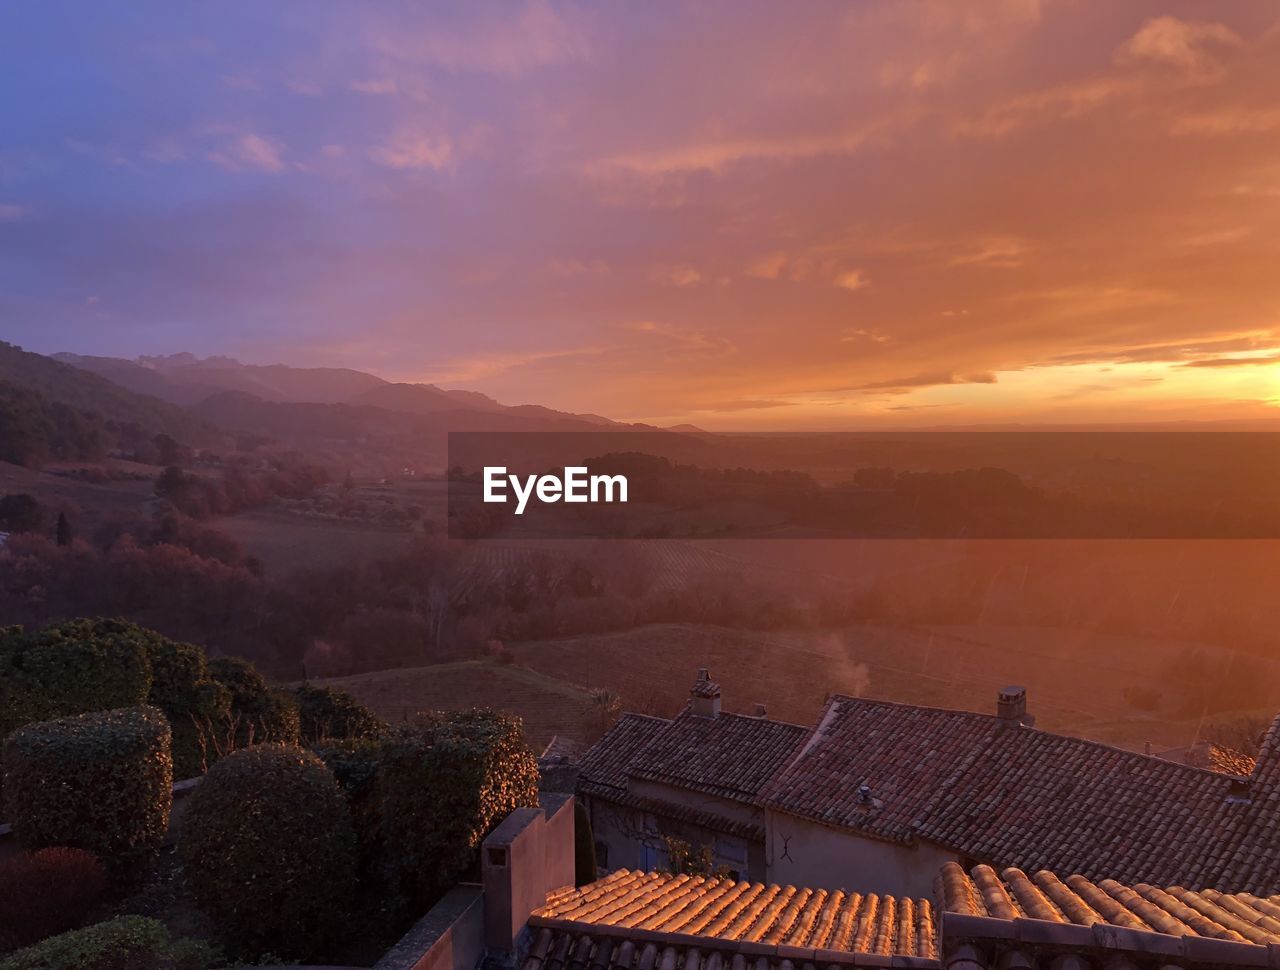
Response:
[139,634,231,780]
[11,619,153,717]
[0,916,216,970]
[2,706,172,869]
[314,737,383,862]
[0,847,107,949]
[208,656,300,747]
[378,709,539,905]
[295,684,385,743]
[180,744,356,959]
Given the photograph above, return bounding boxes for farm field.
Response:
[220,507,418,574]
[303,659,599,750]
[0,459,157,520]
[508,621,1280,752]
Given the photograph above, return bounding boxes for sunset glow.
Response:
[3,1,1279,426]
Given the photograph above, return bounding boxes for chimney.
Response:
[997,686,1034,727]
[753,703,768,718]
[690,668,721,718]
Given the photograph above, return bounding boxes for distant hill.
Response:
[350,382,506,415]
[55,352,629,429]
[55,352,389,406]
[1,342,222,452]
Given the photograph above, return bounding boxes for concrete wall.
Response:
[765,810,957,897]
[482,794,577,953]
[372,884,485,970]
[377,794,578,969]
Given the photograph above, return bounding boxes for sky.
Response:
[1,1,1279,428]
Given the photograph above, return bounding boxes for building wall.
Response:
[765,810,957,897]
[586,795,766,881]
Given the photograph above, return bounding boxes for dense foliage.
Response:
[377,709,540,907]
[0,619,152,736]
[180,744,357,959]
[294,683,386,743]
[0,381,105,466]
[0,619,278,785]
[0,848,107,951]
[138,633,230,778]
[2,706,172,869]
[0,340,218,452]
[0,916,216,970]
[207,656,300,749]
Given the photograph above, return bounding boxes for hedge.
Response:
[295,684,386,743]
[0,620,152,738]
[0,619,243,791]
[208,656,300,748]
[377,709,539,905]
[2,706,172,868]
[138,633,230,779]
[180,744,357,959]
[0,916,217,970]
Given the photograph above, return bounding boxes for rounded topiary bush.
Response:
[180,743,357,959]
[2,706,172,869]
[294,684,386,743]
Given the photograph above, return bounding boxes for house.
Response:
[577,670,808,881]
[577,671,1280,899]
[395,796,1280,970]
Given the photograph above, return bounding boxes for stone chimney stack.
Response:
[997,686,1034,727]
[690,668,722,718]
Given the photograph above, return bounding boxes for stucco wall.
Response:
[765,810,957,897]
[586,793,766,881]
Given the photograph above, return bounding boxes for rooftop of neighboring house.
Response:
[937,861,1280,945]
[576,671,1280,894]
[936,860,1280,968]
[519,861,1280,970]
[579,671,808,807]
[767,692,1280,892]
[525,867,938,970]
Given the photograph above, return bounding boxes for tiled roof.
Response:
[937,861,1280,967]
[578,714,671,797]
[762,695,1280,892]
[584,788,766,843]
[916,721,1240,888]
[760,696,994,844]
[526,869,937,970]
[630,712,809,805]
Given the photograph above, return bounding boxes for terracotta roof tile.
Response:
[760,696,995,844]
[529,869,936,966]
[578,713,671,796]
[937,861,1280,948]
[764,696,1280,892]
[630,712,809,805]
